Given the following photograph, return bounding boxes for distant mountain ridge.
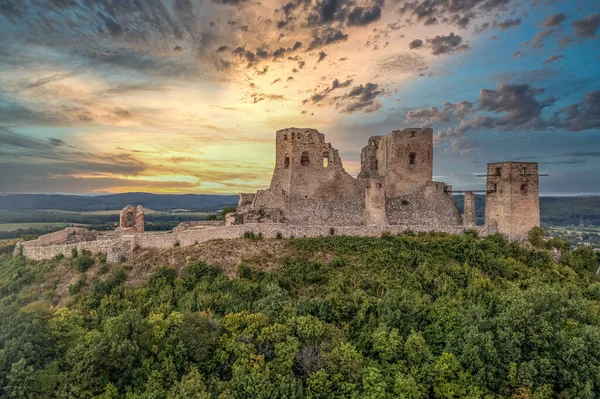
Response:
[0,193,238,212]
[1,193,599,226]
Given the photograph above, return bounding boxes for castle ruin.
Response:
[15,127,542,263]
[236,127,540,240]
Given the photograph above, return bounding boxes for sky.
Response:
[0,0,598,196]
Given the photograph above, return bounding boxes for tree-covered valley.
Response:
[1,231,600,398]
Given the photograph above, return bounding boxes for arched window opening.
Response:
[521,167,527,175]
[127,213,133,227]
[495,167,502,176]
[521,184,528,194]
[410,131,415,137]
[284,156,290,169]
[489,183,497,192]
[283,134,288,140]
[409,153,416,165]
[301,152,310,166]
[322,152,329,168]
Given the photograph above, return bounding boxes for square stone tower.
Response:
[358,128,433,198]
[485,162,540,240]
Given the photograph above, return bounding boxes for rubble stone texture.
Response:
[239,127,474,230]
[119,205,145,233]
[485,162,541,240]
[463,191,477,228]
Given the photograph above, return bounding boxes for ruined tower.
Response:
[485,162,540,240]
[269,128,362,201]
[358,128,433,198]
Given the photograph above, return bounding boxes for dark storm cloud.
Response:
[347,3,383,26]
[406,84,600,144]
[426,32,470,55]
[493,18,521,30]
[541,13,566,28]
[398,0,516,29]
[409,39,423,49]
[302,78,354,104]
[571,13,600,38]
[332,82,386,113]
[307,28,348,50]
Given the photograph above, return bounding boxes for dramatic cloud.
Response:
[398,0,518,29]
[571,13,600,38]
[426,32,470,55]
[307,28,348,50]
[409,39,423,49]
[493,18,522,30]
[409,33,469,55]
[556,90,600,131]
[334,82,386,113]
[541,13,567,28]
[406,84,600,146]
[347,4,383,26]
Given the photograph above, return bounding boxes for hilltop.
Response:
[1,232,599,398]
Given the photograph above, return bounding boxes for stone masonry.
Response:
[15,127,542,264]
[118,205,145,233]
[485,162,540,240]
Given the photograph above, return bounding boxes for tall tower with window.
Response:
[485,162,540,240]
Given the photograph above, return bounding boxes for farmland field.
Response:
[0,222,72,231]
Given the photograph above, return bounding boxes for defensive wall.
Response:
[15,223,493,263]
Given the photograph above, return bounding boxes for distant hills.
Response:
[455,195,600,227]
[0,193,599,226]
[0,193,238,212]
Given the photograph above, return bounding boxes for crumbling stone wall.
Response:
[386,182,461,227]
[463,192,476,227]
[31,227,97,246]
[267,128,364,201]
[485,162,540,240]
[119,205,145,233]
[358,128,433,198]
[17,223,495,263]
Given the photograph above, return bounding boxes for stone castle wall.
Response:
[16,223,494,263]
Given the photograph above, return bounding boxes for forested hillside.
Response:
[1,232,599,398]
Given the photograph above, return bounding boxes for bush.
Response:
[243,231,263,240]
[528,226,546,248]
[75,255,94,272]
[71,248,78,258]
[238,263,253,279]
[329,227,335,236]
[174,241,181,247]
[68,277,86,295]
